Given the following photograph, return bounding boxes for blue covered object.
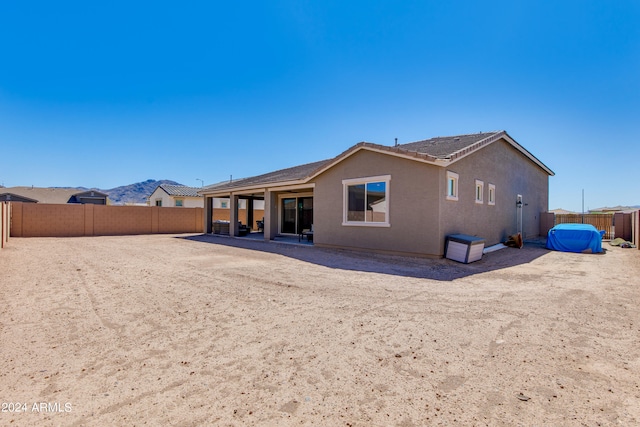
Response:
[546,224,603,253]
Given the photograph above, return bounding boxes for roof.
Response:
[200,130,554,195]
[396,132,500,158]
[589,205,640,213]
[549,208,578,215]
[0,187,89,204]
[0,192,39,203]
[200,160,330,194]
[157,184,203,197]
[73,190,109,198]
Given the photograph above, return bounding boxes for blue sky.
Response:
[1,1,638,211]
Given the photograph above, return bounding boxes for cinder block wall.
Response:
[614,212,632,241]
[212,208,265,230]
[19,203,86,237]
[158,206,203,234]
[93,205,154,235]
[9,202,204,237]
[539,212,555,237]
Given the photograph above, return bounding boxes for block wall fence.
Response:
[9,202,204,238]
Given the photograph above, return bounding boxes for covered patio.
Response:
[201,182,316,242]
[220,230,314,246]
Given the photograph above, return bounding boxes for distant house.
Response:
[549,208,577,215]
[148,184,203,208]
[199,130,554,257]
[68,190,109,205]
[0,193,39,203]
[589,206,640,214]
[0,187,109,204]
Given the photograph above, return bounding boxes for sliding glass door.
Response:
[281,196,313,234]
[282,198,297,234]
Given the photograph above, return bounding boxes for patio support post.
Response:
[264,189,278,241]
[229,194,239,236]
[247,197,254,230]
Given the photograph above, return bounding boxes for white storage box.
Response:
[445,234,485,263]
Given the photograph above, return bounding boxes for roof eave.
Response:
[442,131,554,176]
[199,178,312,196]
[305,142,443,181]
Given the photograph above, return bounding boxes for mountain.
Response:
[103,179,182,205]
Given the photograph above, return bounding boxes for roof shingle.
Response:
[159,184,203,197]
[200,130,552,194]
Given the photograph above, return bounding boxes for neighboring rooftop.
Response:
[589,205,640,213]
[0,187,88,204]
[156,184,203,198]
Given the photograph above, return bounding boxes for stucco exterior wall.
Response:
[149,188,171,207]
[313,149,442,256]
[148,188,203,208]
[181,197,204,208]
[312,138,550,257]
[438,138,550,249]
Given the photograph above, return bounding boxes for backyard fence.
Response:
[9,202,204,238]
[554,213,614,239]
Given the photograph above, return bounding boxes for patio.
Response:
[225,231,314,246]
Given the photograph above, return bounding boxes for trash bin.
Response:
[445,234,485,263]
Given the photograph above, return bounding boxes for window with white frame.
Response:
[475,180,484,204]
[155,199,162,207]
[175,199,184,207]
[488,184,496,205]
[446,171,459,201]
[343,175,390,226]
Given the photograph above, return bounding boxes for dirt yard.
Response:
[1,234,639,426]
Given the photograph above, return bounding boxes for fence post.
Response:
[1,202,5,248]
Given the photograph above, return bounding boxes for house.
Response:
[549,208,577,215]
[199,131,554,257]
[0,187,109,204]
[67,190,109,204]
[148,184,204,208]
[0,193,39,203]
[589,205,640,214]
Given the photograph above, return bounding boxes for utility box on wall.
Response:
[445,234,485,263]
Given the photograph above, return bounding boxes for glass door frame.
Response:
[278,192,314,235]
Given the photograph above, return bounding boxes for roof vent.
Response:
[394,138,398,147]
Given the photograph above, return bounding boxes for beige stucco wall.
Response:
[438,138,550,251]
[312,138,550,257]
[180,197,204,208]
[148,188,204,208]
[313,149,442,256]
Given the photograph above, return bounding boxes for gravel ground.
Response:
[1,234,639,426]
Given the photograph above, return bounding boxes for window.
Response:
[446,171,459,201]
[220,200,228,208]
[175,199,183,207]
[475,180,484,204]
[155,199,162,207]
[343,175,390,226]
[488,184,496,205]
